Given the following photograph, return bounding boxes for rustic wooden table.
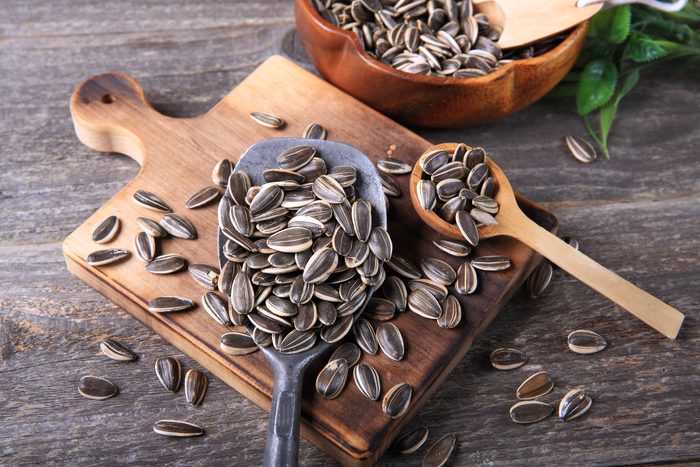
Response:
[1,1,698,465]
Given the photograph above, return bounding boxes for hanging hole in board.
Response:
[101,94,116,104]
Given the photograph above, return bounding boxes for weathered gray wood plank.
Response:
[1,0,699,465]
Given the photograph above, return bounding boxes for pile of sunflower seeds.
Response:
[312,0,566,77]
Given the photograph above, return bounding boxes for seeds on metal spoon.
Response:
[382,383,412,419]
[99,338,138,362]
[316,358,349,399]
[455,211,479,247]
[212,159,233,186]
[330,342,361,367]
[490,348,527,370]
[279,330,317,354]
[526,261,553,298]
[220,332,258,356]
[394,426,429,454]
[202,292,231,326]
[277,145,316,170]
[186,186,221,209]
[155,356,182,393]
[134,231,156,263]
[267,227,313,253]
[78,376,118,400]
[160,214,197,239]
[559,388,592,421]
[565,135,597,164]
[133,190,172,212]
[517,371,554,400]
[250,111,285,129]
[471,255,511,271]
[422,433,457,467]
[567,330,607,354]
[313,175,346,204]
[303,123,327,140]
[510,401,554,424]
[91,215,120,243]
[137,217,167,238]
[320,315,354,343]
[86,248,130,266]
[377,159,412,175]
[303,248,339,284]
[351,199,372,242]
[153,420,204,438]
[148,296,194,313]
[184,369,208,406]
[376,323,405,361]
[455,261,478,295]
[353,363,381,401]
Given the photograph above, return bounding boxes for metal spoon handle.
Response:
[263,360,305,467]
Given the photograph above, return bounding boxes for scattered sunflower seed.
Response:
[517,371,554,400]
[567,330,607,355]
[559,388,592,421]
[330,342,361,367]
[86,248,130,266]
[146,254,186,274]
[184,369,208,406]
[433,239,471,257]
[490,348,527,370]
[220,332,258,356]
[526,261,553,298]
[155,356,182,392]
[455,261,478,295]
[376,323,405,361]
[134,231,156,263]
[91,215,120,243]
[160,214,197,239]
[393,426,429,454]
[212,159,233,186]
[137,217,167,238]
[186,186,221,209]
[148,296,194,313]
[316,358,349,399]
[565,135,597,164]
[471,255,510,271]
[99,338,137,362]
[133,190,172,212]
[437,295,461,329]
[250,111,285,129]
[353,318,378,355]
[382,383,412,419]
[303,123,327,140]
[78,376,118,401]
[188,264,220,290]
[202,292,231,326]
[153,420,203,438]
[353,363,381,401]
[377,159,412,175]
[510,401,554,424]
[422,433,457,467]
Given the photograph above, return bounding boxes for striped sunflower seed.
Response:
[368,227,392,262]
[455,261,478,295]
[277,145,316,171]
[303,123,327,140]
[382,276,407,312]
[160,214,197,239]
[266,296,298,318]
[437,295,461,329]
[408,288,442,319]
[382,382,412,419]
[331,199,354,235]
[220,332,258,356]
[467,162,489,190]
[433,239,471,257]
[466,147,485,169]
[565,135,597,164]
[263,168,305,184]
[153,420,203,438]
[227,171,251,205]
[202,292,231,326]
[420,150,450,175]
[86,248,130,266]
[250,111,285,129]
[91,215,120,243]
[332,226,354,256]
[567,330,607,354]
[353,362,381,401]
[490,348,527,370]
[267,227,313,253]
[230,205,254,236]
[296,201,333,222]
[303,248,339,284]
[472,195,498,214]
[146,254,186,274]
[380,173,402,197]
[293,302,318,331]
[249,184,284,215]
[133,190,171,212]
[510,401,554,424]
[470,208,498,226]
[279,330,317,354]
[408,279,448,302]
[134,231,156,263]
[99,338,137,362]
[184,369,208,406]
[317,300,338,325]
[559,388,592,421]
[230,271,255,314]
[436,178,465,201]
[288,215,326,237]
[328,165,358,188]
[526,261,553,298]
[422,433,457,467]
[455,211,479,246]
[218,260,237,295]
[330,342,361,367]
[394,426,429,454]
[351,199,372,242]
[517,371,554,400]
[188,264,219,289]
[148,296,194,313]
[353,318,378,355]
[439,196,466,223]
[386,255,421,280]
[289,276,314,305]
[296,157,327,182]
[78,376,118,400]
[316,358,349,399]
[313,175,346,204]
[471,255,510,271]
[212,159,233,186]
[376,322,405,361]
[155,357,182,392]
[432,162,468,184]
[420,258,456,286]
[364,297,396,321]
[452,143,468,163]
[186,186,220,209]
[377,159,412,175]
[137,217,167,238]
[248,313,284,334]
[320,315,354,343]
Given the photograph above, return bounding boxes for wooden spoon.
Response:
[473,0,604,49]
[410,143,685,340]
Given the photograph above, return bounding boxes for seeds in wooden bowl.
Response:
[91,215,120,243]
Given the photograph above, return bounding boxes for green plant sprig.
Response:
[550,2,700,158]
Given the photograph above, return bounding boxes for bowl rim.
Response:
[297,0,588,86]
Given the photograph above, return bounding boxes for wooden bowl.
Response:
[294,0,588,127]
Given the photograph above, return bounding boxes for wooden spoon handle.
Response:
[504,211,685,339]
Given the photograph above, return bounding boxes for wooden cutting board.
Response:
[64,55,557,466]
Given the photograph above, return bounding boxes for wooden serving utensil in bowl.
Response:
[410,143,685,339]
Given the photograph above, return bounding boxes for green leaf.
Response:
[628,33,680,62]
[577,59,618,115]
[599,70,640,157]
[589,5,632,44]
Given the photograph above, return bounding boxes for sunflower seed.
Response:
[455,211,479,246]
[146,254,186,274]
[453,262,477,295]
[186,186,221,209]
[367,227,392,262]
[250,111,285,129]
[219,332,258,356]
[480,177,495,197]
[351,199,372,242]
[251,327,273,347]
[331,199,355,236]
[133,190,171,212]
[432,162,468,184]
[78,376,118,400]
[353,363,381,400]
[416,180,437,211]
[564,236,580,250]
[437,295,461,329]
[212,159,233,186]
[394,426,429,454]
[317,301,338,325]
[188,264,219,289]
[148,296,194,313]
[565,135,597,164]
[382,382,412,418]
[408,279,448,302]
[353,318,378,355]
[377,159,412,175]
[320,315,354,343]
[202,292,231,326]
[228,171,251,205]
[153,420,204,438]
[331,226,354,256]
[86,248,130,266]
[517,371,554,400]
[184,369,208,406]
[420,150,450,175]
[386,255,421,280]
[277,145,316,170]
[408,288,441,319]
[267,227,313,253]
[567,330,607,354]
[510,401,554,424]
[464,147,485,169]
[420,258,456,285]
[303,123,327,139]
[249,184,284,215]
[436,178,465,201]
[217,260,237,295]
[376,323,405,361]
[471,255,510,271]
[316,358,349,399]
[526,261,553,298]
[99,338,137,362]
[134,231,156,263]
[288,215,326,237]
[296,157,327,182]
[336,289,367,316]
[248,313,284,334]
[137,217,167,238]
[466,162,489,190]
[439,196,466,223]
[472,194,498,213]
[229,205,254,237]
[470,208,498,225]
[380,173,402,197]
[91,216,120,243]
[155,357,182,392]
[381,276,406,312]
[422,433,457,467]
[313,175,346,204]
[266,296,298,318]
[263,168,305,184]
[329,165,358,188]
[433,239,470,257]
[488,348,526,371]
[559,388,592,421]
[293,302,318,331]
[365,297,397,321]
[279,330,317,354]
[303,248,339,284]
[160,214,197,239]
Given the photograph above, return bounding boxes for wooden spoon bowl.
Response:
[410,143,685,340]
[294,0,588,127]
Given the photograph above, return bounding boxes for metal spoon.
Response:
[218,138,387,467]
